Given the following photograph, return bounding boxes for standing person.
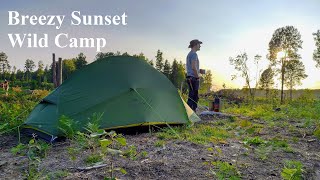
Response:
[186,39,202,111]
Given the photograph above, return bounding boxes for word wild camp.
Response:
[7,11,128,52]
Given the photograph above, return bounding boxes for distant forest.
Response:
[0,50,213,94]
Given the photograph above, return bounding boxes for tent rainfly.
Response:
[22,56,200,142]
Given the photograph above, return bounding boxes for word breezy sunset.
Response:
[8,11,128,29]
[7,11,128,52]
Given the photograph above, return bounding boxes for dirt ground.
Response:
[1,115,320,180]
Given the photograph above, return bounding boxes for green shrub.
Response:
[211,161,241,180]
[314,126,320,139]
[281,160,303,180]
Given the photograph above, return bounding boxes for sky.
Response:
[0,0,319,90]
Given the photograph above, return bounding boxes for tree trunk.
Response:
[280,55,286,104]
[57,57,63,86]
[290,82,293,101]
[52,53,57,88]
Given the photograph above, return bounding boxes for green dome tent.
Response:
[22,56,200,141]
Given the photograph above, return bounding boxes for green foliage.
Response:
[0,52,10,75]
[199,70,213,94]
[84,154,103,165]
[284,59,308,101]
[85,112,104,133]
[11,143,27,155]
[210,161,241,180]
[27,138,51,160]
[227,116,237,123]
[0,90,48,134]
[59,114,142,179]
[244,136,267,146]
[58,115,78,139]
[259,67,275,98]
[156,124,231,144]
[313,30,320,68]
[268,26,303,104]
[229,53,262,104]
[154,140,165,147]
[11,136,50,179]
[75,52,87,69]
[255,144,272,161]
[25,165,43,180]
[224,99,320,121]
[313,126,320,139]
[155,50,164,72]
[67,146,80,162]
[281,160,303,180]
[99,131,128,179]
[46,170,69,179]
[163,59,171,78]
[11,137,50,160]
[62,58,76,80]
[123,145,138,160]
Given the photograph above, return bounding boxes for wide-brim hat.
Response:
[188,39,202,48]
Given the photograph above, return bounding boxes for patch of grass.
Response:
[156,126,186,140]
[314,126,320,139]
[156,124,231,145]
[211,161,241,180]
[46,170,69,179]
[84,154,103,165]
[154,140,165,147]
[292,137,299,143]
[227,116,237,122]
[281,160,303,180]
[255,144,272,161]
[283,146,294,153]
[207,146,223,157]
[270,138,288,148]
[140,151,148,158]
[269,137,295,153]
[11,143,27,155]
[243,136,267,146]
[238,119,252,128]
[123,145,138,160]
[224,99,320,121]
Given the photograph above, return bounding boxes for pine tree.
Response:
[75,53,87,69]
[36,61,45,85]
[259,67,275,98]
[24,59,35,82]
[155,50,164,72]
[313,30,320,68]
[177,61,186,91]
[268,26,303,104]
[149,60,154,67]
[163,60,171,78]
[284,59,307,101]
[0,52,10,79]
[170,59,179,87]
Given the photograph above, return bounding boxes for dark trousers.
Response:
[186,77,199,111]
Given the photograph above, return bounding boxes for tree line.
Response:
[0,50,212,93]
